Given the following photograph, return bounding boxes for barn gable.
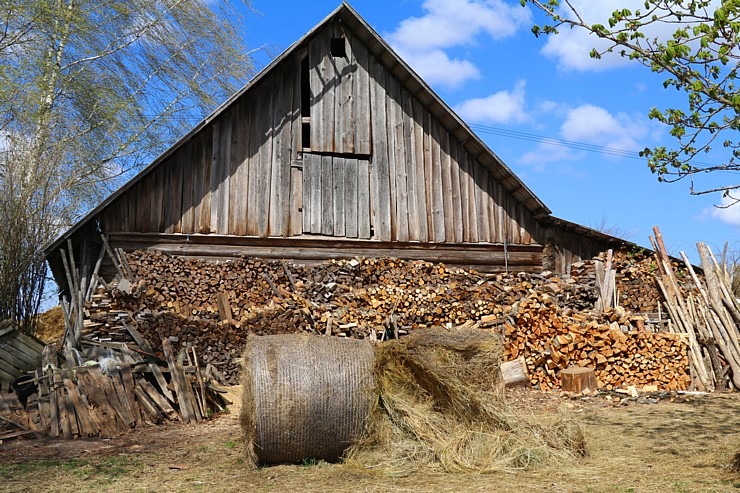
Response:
[45,2,628,291]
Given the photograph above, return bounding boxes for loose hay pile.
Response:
[347,328,586,475]
[241,334,375,467]
[241,329,586,473]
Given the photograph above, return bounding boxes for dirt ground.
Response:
[0,387,738,493]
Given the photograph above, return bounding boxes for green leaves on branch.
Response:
[524,0,740,199]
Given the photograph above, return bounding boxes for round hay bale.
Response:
[241,334,375,466]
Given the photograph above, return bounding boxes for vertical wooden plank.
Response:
[190,134,202,234]
[291,51,304,161]
[209,119,222,233]
[290,167,303,236]
[218,111,232,235]
[440,130,455,242]
[180,141,195,234]
[430,119,445,242]
[303,154,313,233]
[198,126,213,233]
[310,26,336,153]
[321,154,334,235]
[487,173,498,242]
[228,102,243,236]
[458,142,471,242]
[309,29,325,152]
[333,156,346,236]
[150,168,164,232]
[474,159,491,242]
[357,158,371,239]
[411,98,428,243]
[368,55,391,241]
[289,52,303,236]
[422,109,434,241]
[449,139,464,243]
[258,86,273,237]
[334,23,353,153]
[401,89,418,241]
[467,155,479,243]
[137,169,153,233]
[344,158,358,238]
[386,74,408,242]
[138,172,149,232]
[246,87,262,236]
[351,30,371,155]
[126,190,136,232]
[495,183,506,243]
[233,97,251,237]
[270,65,292,237]
[306,153,322,234]
[165,149,184,235]
[227,106,240,235]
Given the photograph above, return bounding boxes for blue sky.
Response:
[241,0,739,261]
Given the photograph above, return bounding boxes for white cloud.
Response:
[561,104,648,154]
[387,0,531,88]
[455,80,528,124]
[709,196,740,227]
[519,142,582,172]
[540,0,721,71]
[516,103,653,171]
[395,48,480,89]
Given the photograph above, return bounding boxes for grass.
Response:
[0,392,737,493]
[0,456,141,488]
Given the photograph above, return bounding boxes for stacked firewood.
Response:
[78,248,692,390]
[503,293,689,390]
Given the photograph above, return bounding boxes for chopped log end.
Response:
[561,366,598,393]
[501,357,529,388]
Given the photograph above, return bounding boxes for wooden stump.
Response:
[501,357,529,387]
[560,366,597,393]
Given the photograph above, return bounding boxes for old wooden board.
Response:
[343,157,357,238]
[368,54,391,241]
[357,159,371,239]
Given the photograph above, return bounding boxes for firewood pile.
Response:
[77,246,697,391]
[504,294,689,390]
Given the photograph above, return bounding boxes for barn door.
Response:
[302,153,370,239]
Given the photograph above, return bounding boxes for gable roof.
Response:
[45,2,552,255]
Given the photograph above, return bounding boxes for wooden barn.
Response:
[45,2,628,295]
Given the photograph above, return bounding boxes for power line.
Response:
[468,122,720,169]
[468,123,641,160]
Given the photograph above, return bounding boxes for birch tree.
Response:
[0,0,254,329]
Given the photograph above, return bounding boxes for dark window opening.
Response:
[302,122,311,149]
[330,37,346,58]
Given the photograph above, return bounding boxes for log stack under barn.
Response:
[73,245,698,391]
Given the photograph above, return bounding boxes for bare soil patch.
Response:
[0,387,738,493]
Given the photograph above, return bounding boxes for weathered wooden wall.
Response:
[98,19,539,247]
[0,325,45,387]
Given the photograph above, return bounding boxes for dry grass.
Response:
[346,329,585,475]
[0,388,738,492]
[34,306,64,344]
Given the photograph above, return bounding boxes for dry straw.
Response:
[241,334,375,467]
[346,328,586,475]
[241,328,585,474]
